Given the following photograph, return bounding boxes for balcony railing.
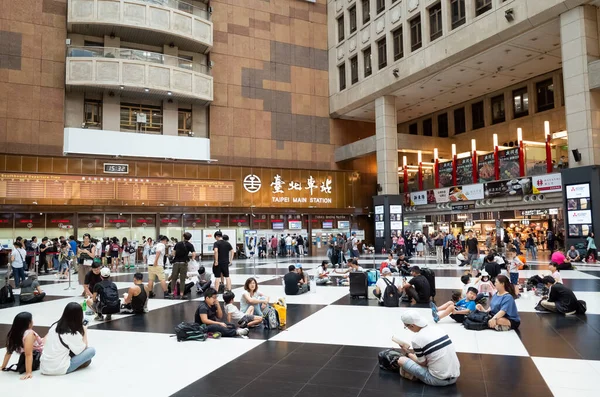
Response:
[67,46,209,75]
[139,0,209,20]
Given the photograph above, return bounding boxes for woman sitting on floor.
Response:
[1,312,45,380]
[240,277,270,317]
[476,275,520,331]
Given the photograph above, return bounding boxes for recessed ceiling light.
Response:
[167,91,172,95]
[144,88,150,92]
[120,85,124,90]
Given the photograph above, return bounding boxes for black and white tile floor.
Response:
[1,255,599,397]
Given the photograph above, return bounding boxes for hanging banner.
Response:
[532,173,562,194]
[433,188,450,203]
[244,230,258,257]
[447,184,484,201]
[456,157,473,185]
[498,148,521,180]
[410,191,428,206]
[477,153,495,183]
[438,161,453,187]
[484,178,532,198]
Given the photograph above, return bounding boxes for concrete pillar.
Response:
[64,92,84,128]
[560,6,600,166]
[163,100,178,136]
[102,92,120,131]
[375,96,399,195]
[192,104,208,138]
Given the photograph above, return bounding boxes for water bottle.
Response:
[82,300,87,312]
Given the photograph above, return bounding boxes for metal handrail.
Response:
[135,0,209,20]
[67,46,209,75]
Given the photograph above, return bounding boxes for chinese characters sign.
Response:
[456,157,473,186]
[244,173,335,206]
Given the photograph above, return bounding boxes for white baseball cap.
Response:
[100,267,111,278]
[382,267,392,275]
[401,311,428,328]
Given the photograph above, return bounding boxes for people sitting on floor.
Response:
[196,266,212,293]
[240,277,269,316]
[456,249,468,267]
[194,288,248,337]
[1,312,44,380]
[121,273,148,314]
[401,266,431,304]
[396,253,411,275]
[396,311,460,386]
[373,267,402,303]
[551,250,572,270]
[284,265,309,295]
[528,261,563,288]
[380,253,399,273]
[41,302,96,375]
[538,276,579,315]
[477,271,496,298]
[483,254,501,281]
[430,287,478,323]
[86,267,120,321]
[19,273,46,305]
[295,264,309,287]
[83,263,102,299]
[476,275,521,331]
[564,246,581,264]
[316,261,332,285]
[223,291,263,328]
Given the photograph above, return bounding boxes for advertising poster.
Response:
[432,188,449,203]
[484,178,532,198]
[565,183,593,237]
[477,153,495,183]
[438,161,454,187]
[456,157,473,186]
[244,230,257,257]
[532,173,562,194]
[498,148,521,180]
[410,191,428,206]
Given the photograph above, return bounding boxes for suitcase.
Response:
[420,268,436,298]
[349,272,368,298]
[273,303,287,326]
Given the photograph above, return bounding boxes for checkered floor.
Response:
[1,254,599,397]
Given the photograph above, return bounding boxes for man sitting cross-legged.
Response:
[430,287,478,323]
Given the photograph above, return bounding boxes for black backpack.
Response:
[173,322,208,342]
[462,310,491,331]
[382,277,400,307]
[378,349,402,371]
[0,284,15,304]
[420,268,436,298]
[98,282,120,314]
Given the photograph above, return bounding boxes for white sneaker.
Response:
[236,328,249,336]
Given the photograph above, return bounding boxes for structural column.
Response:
[375,96,399,194]
[560,5,600,166]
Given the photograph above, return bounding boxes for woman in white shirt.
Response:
[10,241,28,288]
[41,302,96,375]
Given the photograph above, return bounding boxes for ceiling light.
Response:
[144,88,150,92]
[120,85,124,90]
[167,91,172,95]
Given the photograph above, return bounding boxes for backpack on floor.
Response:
[576,300,587,314]
[463,310,490,331]
[262,305,280,330]
[0,283,15,304]
[98,282,120,314]
[173,322,208,342]
[382,277,400,308]
[378,349,402,371]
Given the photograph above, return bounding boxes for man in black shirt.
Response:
[83,263,103,298]
[39,237,49,274]
[171,232,196,299]
[194,288,248,337]
[402,266,431,303]
[466,231,479,267]
[213,231,233,292]
[284,265,309,295]
[540,276,579,315]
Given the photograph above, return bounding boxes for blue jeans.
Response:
[12,267,26,288]
[528,246,537,260]
[66,347,96,374]
[402,359,457,387]
[53,255,59,270]
[510,272,519,285]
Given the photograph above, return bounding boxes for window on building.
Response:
[349,6,357,34]
[377,37,387,69]
[491,94,505,124]
[178,109,192,136]
[409,123,418,135]
[363,47,372,77]
[437,113,449,137]
[84,101,102,128]
[429,3,443,42]
[423,118,433,136]
[410,15,422,52]
[337,15,345,42]
[475,0,492,17]
[339,63,346,91]
[376,0,385,14]
[450,0,466,29]
[454,107,466,134]
[350,56,359,84]
[536,79,555,112]
[120,103,163,133]
[393,26,404,61]
[362,0,371,24]
[472,101,484,130]
[513,87,529,118]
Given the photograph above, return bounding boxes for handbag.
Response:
[3,350,42,374]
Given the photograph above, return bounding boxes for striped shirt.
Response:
[412,325,461,380]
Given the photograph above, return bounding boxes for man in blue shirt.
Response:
[430,287,477,323]
[68,235,79,274]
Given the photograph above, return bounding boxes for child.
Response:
[58,242,71,279]
[316,261,332,285]
[223,291,263,328]
[430,287,478,323]
[460,274,475,298]
[1,312,44,379]
[194,288,248,337]
[507,249,523,287]
[477,270,497,297]
[456,249,468,267]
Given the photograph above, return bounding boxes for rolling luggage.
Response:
[349,272,368,299]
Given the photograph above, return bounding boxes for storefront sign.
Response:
[565,183,591,199]
[452,204,475,211]
[477,153,495,183]
[448,184,484,201]
[268,174,332,204]
[549,208,559,215]
[439,161,453,187]
[484,178,532,198]
[498,148,520,180]
[456,157,473,186]
[532,173,562,194]
[432,188,449,203]
[410,191,428,206]
[521,209,549,216]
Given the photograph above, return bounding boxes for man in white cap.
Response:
[395,311,460,386]
[87,267,121,321]
[373,267,402,305]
